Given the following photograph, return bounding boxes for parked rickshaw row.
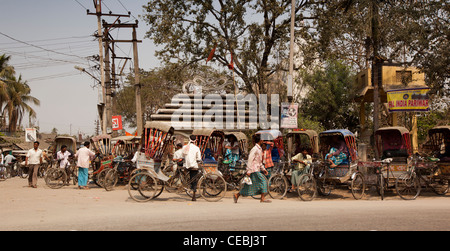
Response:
[42,122,450,203]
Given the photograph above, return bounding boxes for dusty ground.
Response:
[1,176,449,231]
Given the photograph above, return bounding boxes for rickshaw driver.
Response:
[325,135,348,168]
[290,148,312,192]
[182,135,202,201]
[56,145,72,185]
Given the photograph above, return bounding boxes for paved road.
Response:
[1,177,449,231]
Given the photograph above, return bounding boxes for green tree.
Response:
[0,54,40,132]
[299,60,359,131]
[142,0,319,96]
[313,0,449,96]
[2,74,40,132]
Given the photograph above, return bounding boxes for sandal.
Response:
[260,199,272,203]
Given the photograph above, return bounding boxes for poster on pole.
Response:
[280,103,298,129]
[387,87,430,112]
[25,128,37,142]
[112,115,123,131]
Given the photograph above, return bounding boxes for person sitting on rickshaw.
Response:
[325,136,348,168]
[438,138,450,162]
[223,135,240,168]
[290,147,312,192]
[203,148,216,163]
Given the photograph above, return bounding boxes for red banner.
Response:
[112,115,123,131]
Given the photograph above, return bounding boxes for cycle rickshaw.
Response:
[395,125,450,200]
[268,129,319,199]
[127,122,174,202]
[190,129,228,201]
[218,131,249,191]
[44,136,78,189]
[357,127,413,200]
[102,135,141,191]
[297,129,363,201]
[89,134,115,187]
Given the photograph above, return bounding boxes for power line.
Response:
[0,31,89,61]
[0,35,92,45]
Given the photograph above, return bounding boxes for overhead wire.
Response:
[0,31,90,61]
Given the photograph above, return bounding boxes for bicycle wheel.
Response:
[104,169,119,191]
[395,172,421,200]
[351,172,366,200]
[165,169,184,193]
[127,172,158,202]
[429,177,449,195]
[45,168,67,189]
[297,174,317,201]
[71,167,78,185]
[268,174,288,199]
[95,168,109,188]
[199,173,227,202]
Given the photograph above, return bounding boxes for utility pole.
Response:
[102,20,143,136]
[287,0,295,103]
[87,0,130,135]
[132,24,143,136]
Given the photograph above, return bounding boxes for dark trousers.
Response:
[189,169,200,192]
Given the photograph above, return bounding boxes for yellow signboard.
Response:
[387,88,430,112]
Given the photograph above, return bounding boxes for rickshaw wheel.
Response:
[268,174,288,199]
[45,168,67,189]
[430,177,449,195]
[127,172,158,202]
[297,174,317,201]
[104,169,119,191]
[351,172,366,200]
[95,168,109,188]
[395,172,421,200]
[316,178,332,196]
[72,166,78,185]
[198,173,227,202]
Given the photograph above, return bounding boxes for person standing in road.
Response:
[234,134,271,203]
[182,135,202,201]
[25,141,43,188]
[75,141,95,190]
[57,145,72,185]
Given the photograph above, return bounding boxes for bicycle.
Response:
[129,161,227,202]
[395,155,449,200]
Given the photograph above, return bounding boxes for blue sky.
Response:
[0,0,160,136]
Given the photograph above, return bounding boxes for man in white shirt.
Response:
[57,145,72,185]
[25,141,43,188]
[75,141,95,190]
[182,135,202,201]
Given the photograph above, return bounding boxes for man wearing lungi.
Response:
[233,134,271,203]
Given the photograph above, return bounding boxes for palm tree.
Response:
[0,54,14,105]
[0,54,40,132]
[2,74,40,132]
